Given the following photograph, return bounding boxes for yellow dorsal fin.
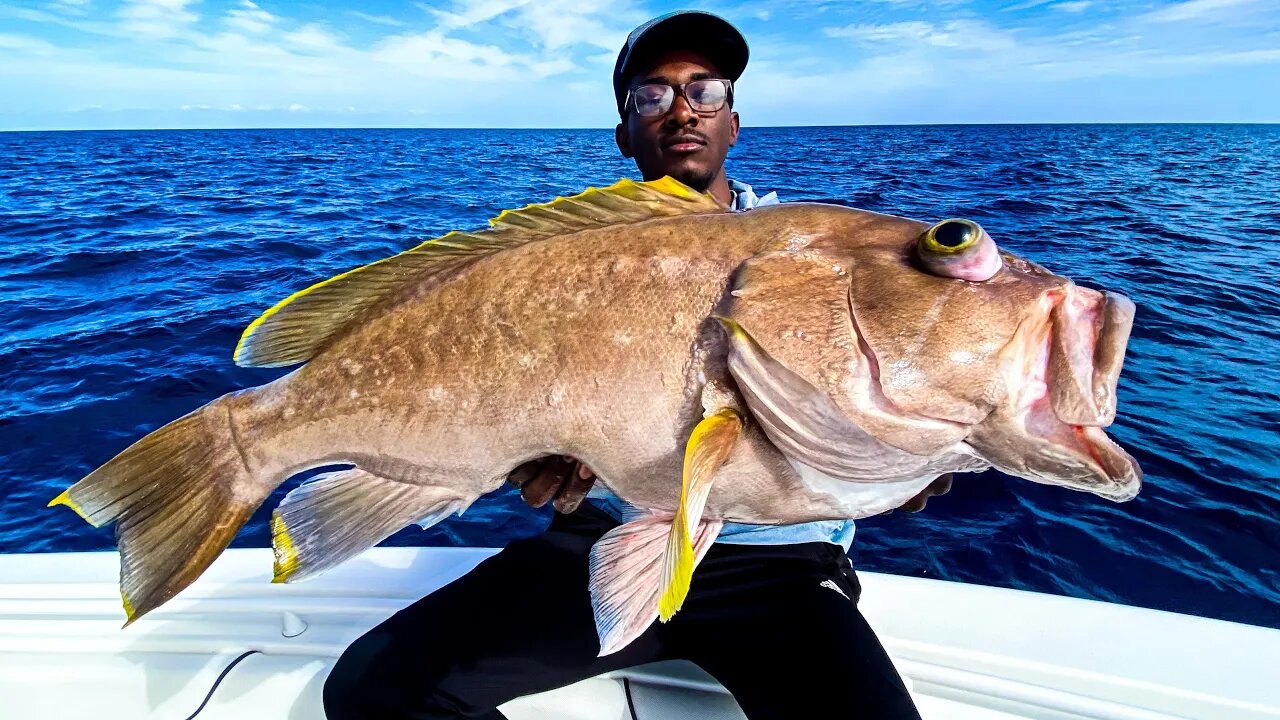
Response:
[233,177,724,368]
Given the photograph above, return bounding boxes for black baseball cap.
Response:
[613,10,749,118]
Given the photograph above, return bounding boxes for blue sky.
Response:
[1,0,1277,130]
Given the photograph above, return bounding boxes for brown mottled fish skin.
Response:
[53,192,1142,623]
[222,205,851,525]
[225,202,1136,521]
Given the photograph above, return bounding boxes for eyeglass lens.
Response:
[632,80,729,117]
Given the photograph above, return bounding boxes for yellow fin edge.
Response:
[234,176,716,367]
[47,490,94,525]
[658,408,741,622]
[121,591,136,625]
[713,315,749,342]
[658,447,697,622]
[231,235,440,366]
[271,511,298,583]
[489,176,710,229]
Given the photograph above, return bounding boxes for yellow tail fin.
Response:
[47,397,275,625]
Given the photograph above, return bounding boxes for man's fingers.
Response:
[519,457,574,509]
[553,462,597,514]
[928,473,954,497]
[899,473,954,514]
[506,460,540,490]
[899,496,927,513]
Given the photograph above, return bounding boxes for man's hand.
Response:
[896,474,953,513]
[507,456,597,513]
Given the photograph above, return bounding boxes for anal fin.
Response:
[271,468,470,583]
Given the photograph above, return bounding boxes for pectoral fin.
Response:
[588,408,741,655]
[659,408,742,620]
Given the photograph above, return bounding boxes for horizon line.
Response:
[3,121,1278,134]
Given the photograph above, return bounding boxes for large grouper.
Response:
[49,177,1142,654]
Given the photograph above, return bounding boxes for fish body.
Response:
[50,178,1141,653]
[231,203,919,525]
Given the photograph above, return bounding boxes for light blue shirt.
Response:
[586,179,856,550]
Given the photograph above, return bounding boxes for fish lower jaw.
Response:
[1012,399,1142,501]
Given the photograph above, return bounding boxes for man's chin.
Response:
[664,165,715,193]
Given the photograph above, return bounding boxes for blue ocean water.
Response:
[1,126,1277,629]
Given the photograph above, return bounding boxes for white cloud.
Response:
[6,0,1278,128]
[226,0,276,34]
[528,57,577,76]
[825,21,935,43]
[425,0,531,30]
[1002,0,1056,10]
[371,31,517,77]
[118,0,198,39]
[505,0,636,52]
[348,11,406,27]
[825,20,1017,52]
[424,0,634,52]
[48,0,92,14]
[282,23,345,53]
[1139,0,1260,23]
[0,33,60,56]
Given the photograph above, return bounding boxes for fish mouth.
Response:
[967,284,1142,502]
[1048,286,1136,428]
[1075,426,1142,501]
[1018,394,1143,501]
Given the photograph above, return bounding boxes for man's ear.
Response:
[615,122,633,158]
[729,111,740,147]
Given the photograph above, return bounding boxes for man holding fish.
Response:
[320,11,943,719]
[50,9,1141,720]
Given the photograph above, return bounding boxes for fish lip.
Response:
[1089,291,1135,424]
[1020,404,1143,501]
[1076,424,1143,501]
[1049,287,1136,428]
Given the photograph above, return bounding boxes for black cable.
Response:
[182,649,262,720]
[623,676,640,720]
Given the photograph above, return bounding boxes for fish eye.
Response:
[920,219,982,255]
[916,218,1002,282]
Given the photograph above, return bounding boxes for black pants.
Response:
[323,503,920,719]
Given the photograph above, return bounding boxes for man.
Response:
[324,11,945,719]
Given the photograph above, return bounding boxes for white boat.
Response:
[1,547,1276,719]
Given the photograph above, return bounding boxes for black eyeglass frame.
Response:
[623,78,735,118]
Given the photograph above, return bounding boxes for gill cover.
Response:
[718,250,972,466]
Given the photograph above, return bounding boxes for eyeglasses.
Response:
[625,79,734,118]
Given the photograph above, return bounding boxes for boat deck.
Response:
[1,548,1276,719]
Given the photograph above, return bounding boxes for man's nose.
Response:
[664,95,698,127]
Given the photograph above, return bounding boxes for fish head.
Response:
[722,206,1141,503]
